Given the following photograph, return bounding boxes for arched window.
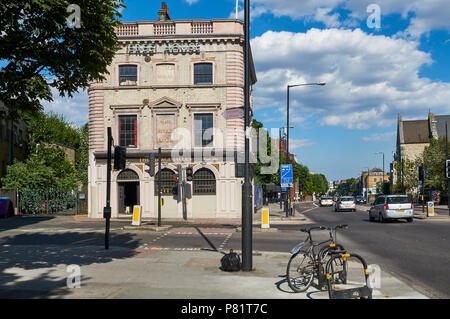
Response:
[193,168,216,195]
[154,168,177,196]
[117,169,139,181]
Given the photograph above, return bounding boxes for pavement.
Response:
[0,206,431,299]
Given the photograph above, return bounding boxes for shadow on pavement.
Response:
[0,216,56,231]
[0,232,141,298]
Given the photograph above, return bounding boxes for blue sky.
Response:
[43,0,450,182]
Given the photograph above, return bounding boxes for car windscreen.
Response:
[387,197,411,204]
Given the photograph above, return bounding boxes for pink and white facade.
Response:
[88,11,256,220]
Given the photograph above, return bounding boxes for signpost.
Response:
[281,164,293,217]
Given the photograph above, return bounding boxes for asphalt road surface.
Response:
[288,203,450,299]
[1,206,449,299]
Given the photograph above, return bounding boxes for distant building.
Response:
[393,112,449,186]
[357,168,389,198]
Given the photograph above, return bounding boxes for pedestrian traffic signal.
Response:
[114,146,126,170]
[186,167,193,181]
[145,154,155,176]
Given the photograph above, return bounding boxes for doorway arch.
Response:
[117,169,140,215]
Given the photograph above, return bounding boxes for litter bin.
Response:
[0,197,14,218]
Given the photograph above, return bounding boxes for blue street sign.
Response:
[281,164,293,186]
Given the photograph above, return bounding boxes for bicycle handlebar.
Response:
[301,224,348,234]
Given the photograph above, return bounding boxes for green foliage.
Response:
[75,123,89,187]
[423,137,448,193]
[25,111,80,150]
[251,119,328,197]
[2,146,78,191]
[0,0,126,119]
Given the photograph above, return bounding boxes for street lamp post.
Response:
[286,82,325,217]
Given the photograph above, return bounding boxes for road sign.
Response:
[427,201,435,217]
[280,164,293,187]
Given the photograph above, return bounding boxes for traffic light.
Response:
[174,165,181,183]
[186,167,193,182]
[114,146,126,170]
[145,154,155,176]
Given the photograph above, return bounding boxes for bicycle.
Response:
[287,224,348,293]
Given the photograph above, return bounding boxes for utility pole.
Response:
[241,0,253,272]
[104,127,112,249]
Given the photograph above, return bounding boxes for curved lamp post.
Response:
[286,82,326,216]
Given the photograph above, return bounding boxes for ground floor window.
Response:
[154,168,177,196]
[193,168,216,195]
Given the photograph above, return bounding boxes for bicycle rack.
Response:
[325,253,372,299]
[318,247,348,290]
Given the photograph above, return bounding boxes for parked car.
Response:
[334,196,356,212]
[319,196,333,207]
[356,195,367,204]
[368,195,414,223]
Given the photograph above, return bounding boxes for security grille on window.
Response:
[154,169,177,196]
[119,115,137,147]
[193,168,216,195]
[194,63,213,84]
[194,114,213,147]
[119,65,137,86]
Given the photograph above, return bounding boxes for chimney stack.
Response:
[158,2,170,21]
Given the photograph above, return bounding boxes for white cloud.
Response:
[41,88,89,126]
[289,138,316,150]
[361,131,396,142]
[250,0,450,37]
[251,28,450,130]
[185,0,200,5]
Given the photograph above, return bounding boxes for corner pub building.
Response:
[87,4,257,220]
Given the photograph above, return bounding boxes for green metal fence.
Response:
[19,188,77,215]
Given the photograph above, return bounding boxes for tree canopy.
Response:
[0,0,125,119]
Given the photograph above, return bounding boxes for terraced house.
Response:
[88,4,257,220]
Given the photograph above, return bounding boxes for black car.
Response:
[356,196,367,204]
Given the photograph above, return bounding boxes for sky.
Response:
[43,0,450,182]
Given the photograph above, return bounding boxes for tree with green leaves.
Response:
[423,137,448,193]
[0,0,125,119]
[75,123,89,187]
[2,146,77,191]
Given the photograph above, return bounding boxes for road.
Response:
[289,202,450,299]
[0,206,449,299]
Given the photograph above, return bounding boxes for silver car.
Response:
[334,196,356,212]
[369,195,414,223]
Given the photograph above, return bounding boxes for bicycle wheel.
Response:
[287,252,315,293]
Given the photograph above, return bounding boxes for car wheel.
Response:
[379,213,385,223]
[369,215,375,222]
[407,217,413,223]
